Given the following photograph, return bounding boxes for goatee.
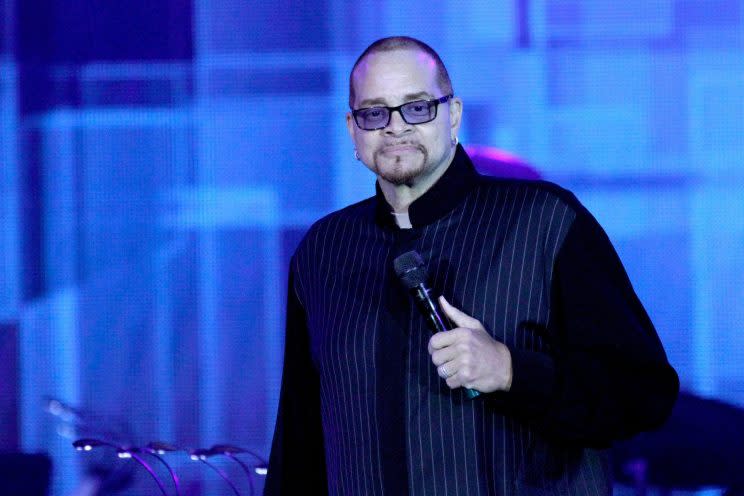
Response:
[374,146,428,186]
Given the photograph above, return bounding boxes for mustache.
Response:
[379,141,424,149]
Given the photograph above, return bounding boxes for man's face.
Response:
[346,49,462,187]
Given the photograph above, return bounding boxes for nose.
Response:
[384,108,412,135]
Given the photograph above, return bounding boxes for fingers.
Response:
[439,296,483,330]
[430,345,458,366]
[428,328,461,352]
[432,349,477,389]
[446,371,466,390]
[439,362,470,390]
[428,297,495,392]
[443,361,480,390]
[437,364,454,379]
[437,362,464,389]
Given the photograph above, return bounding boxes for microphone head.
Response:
[393,251,428,289]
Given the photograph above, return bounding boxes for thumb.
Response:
[439,296,481,329]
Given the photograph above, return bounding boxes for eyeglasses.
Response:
[351,94,453,131]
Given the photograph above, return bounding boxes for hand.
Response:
[427,296,513,393]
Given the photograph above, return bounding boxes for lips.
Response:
[381,143,422,154]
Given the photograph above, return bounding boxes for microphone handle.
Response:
[411,286,481,399]
[411,285,447,333]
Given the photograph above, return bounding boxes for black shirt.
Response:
[265,145,679,495]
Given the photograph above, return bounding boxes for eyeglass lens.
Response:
[353,96,451,130]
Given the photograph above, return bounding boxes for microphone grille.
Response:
[393,250,428,289]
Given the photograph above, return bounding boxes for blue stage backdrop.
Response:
[1,1,744,495]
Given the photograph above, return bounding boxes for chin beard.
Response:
[380,167,421,186]
[374,148,428,186]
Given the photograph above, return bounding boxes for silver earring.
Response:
[354,149,360,160]
[451,136,459,147]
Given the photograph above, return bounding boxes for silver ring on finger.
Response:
[438,365,452,379]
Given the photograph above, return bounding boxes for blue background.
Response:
[1,1,743,494]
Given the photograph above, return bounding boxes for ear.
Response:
[346,111,356,140]
[449,96,463,137]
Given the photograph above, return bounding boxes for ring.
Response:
[438,365,451,379]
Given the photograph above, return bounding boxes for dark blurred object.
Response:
[0,322,19,451]
[613,391,744,495]
[465,144,542,180]
[0,453,52,496]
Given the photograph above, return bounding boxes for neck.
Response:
[378,147,456,213]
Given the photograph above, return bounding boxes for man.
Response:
[265,36,678,495]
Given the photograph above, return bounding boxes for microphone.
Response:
[393,250,480,399]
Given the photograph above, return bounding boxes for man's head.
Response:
[346,36,462,188]
[348,37,453,109]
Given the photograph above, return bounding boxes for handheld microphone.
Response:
[393,251,480,399]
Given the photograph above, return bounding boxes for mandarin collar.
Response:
[374,144,480,229]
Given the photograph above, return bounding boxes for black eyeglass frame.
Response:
[351,94,454,130]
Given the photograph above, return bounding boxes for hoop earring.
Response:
[451,136,459,147]
[354,149,360,160]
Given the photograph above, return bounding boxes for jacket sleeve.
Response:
[264,266,328,495]
[491,208,679,448]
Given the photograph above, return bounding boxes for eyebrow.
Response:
[357,91,435,108]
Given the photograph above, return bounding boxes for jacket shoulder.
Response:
[293,196,377,259]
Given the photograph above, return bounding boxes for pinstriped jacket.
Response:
[265,145,678,495]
